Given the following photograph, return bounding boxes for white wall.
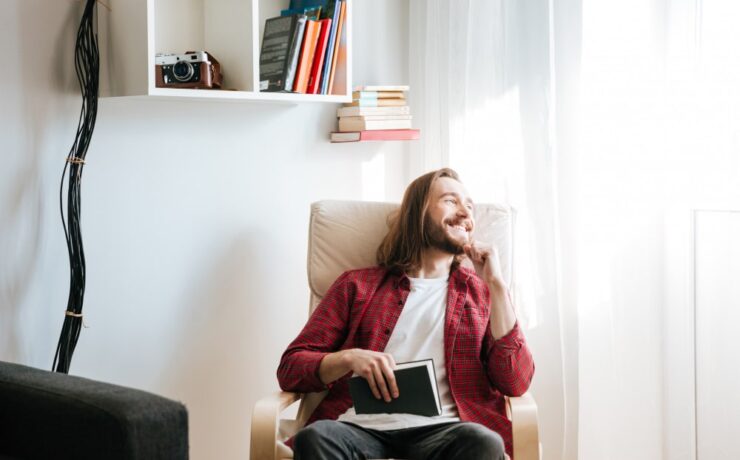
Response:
[0,1,409,459]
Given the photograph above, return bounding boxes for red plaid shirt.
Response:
[277,266,534,458]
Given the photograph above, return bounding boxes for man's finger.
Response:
[372,365,392,402]
[380,360,399,398]
[365,371,382,400]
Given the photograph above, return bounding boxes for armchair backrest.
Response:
[307,200,517,312]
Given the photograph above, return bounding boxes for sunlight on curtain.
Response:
[577,0,740,458]
[409,2,567,459]
[577,1,667,457]
[448,87,541,330]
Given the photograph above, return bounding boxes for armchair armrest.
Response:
[251,391,301,460]
[506,392,540,460]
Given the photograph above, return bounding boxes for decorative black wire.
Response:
[53,0,99,374]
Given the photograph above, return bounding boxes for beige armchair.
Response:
[251,200,540,460]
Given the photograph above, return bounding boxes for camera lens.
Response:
[172,61,194,82]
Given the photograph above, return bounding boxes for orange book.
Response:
[307,19,332,94]
[292,19,320,93]
[327,1,347,94]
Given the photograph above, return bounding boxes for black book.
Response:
[259,14,307,92]
[348,359,442,416]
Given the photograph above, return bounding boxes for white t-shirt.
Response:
[337,276,461,430]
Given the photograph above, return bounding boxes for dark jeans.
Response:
[293,420,506,460]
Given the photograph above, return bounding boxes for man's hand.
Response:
[463,241,517,339]
[319,349,399,402]
[463,241,505,288]
[345,349,399,402]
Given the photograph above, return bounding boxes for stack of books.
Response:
[259,0,347,94]
[331,85,421,143]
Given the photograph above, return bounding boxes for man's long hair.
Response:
[377,168,464,274]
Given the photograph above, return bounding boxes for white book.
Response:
[339,115,412,121]
[338,118,413,132]
[353,85,410,92]
[337,106,411,117]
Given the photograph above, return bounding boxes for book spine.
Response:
[359,129,421,141]
[326,0,346,94]
[293,20,320,93]
[307,19,331,94]
[319,0,341,94]
[284,15,307,92]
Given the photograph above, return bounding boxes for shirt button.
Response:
[398,299,403,305]
[384,328,391,335]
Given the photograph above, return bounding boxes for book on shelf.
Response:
[259,14,307,92]
[345,98,407,107]
[281,5,322,20]
[306,19,332,94]
[320,0,342,94]
[339,118,413,132]
[337,105,412,117]
[354,85,410,92]
[326,0,346,94]
[348,359,441,416]
[352,90,405,100]
[292,19,321,93]
[340,115,412,121]
[330,129,421,143]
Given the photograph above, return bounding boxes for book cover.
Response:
[348,359,441,416]
[337,106,412,117]
[259,15,307,92]
[339,115,412,121]
[354,85,411,92]
[281,5,322,20]
[289,0,326,9]
[307,19,332,94]
[330,129,421,143]
[326,0,347,94]
[292,19,321,93]
[319,0,341,94]
[339,118,413,132]
[345,98,407,107]
[352,90,406,100]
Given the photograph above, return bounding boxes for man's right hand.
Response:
[319,349,399,403]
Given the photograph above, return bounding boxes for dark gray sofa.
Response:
[0,361,188,460]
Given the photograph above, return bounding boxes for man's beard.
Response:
[425,215,467,255]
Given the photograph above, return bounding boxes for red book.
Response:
[330,129,421,143]
[292,19,320,93]
[307,19,332,94]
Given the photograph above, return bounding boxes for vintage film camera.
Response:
[155,51,223,89]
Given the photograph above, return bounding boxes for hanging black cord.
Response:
[53,0,99,374]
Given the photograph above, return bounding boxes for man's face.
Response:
[424,177,475,254]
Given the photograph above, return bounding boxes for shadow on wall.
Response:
[159,232,285,459]
[0,1,80,363]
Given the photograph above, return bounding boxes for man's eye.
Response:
[446,199,456,204]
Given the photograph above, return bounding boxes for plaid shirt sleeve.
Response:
[277,271,354,393]
[483,320,535,396]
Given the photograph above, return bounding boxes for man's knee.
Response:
[452,422,506,459]
[293,420,345,457]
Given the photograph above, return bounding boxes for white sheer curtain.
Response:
[410,0,740,458]
[576,1,740,458]
[408,1,569,459]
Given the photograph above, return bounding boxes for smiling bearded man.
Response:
[277,168,534,460]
